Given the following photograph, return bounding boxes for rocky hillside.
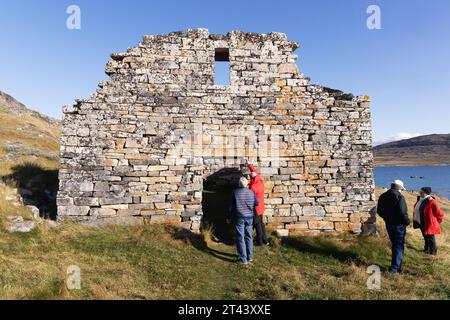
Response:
[0,90,60,220]
[373,134,450,166]
[0,90,60,168]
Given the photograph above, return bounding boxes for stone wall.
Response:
[57,29,376,235]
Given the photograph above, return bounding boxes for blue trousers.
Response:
[235,216,254,263]
[385,224,407,273]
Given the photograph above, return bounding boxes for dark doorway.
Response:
[202,167,244,245]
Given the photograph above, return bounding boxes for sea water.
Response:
[374,165,450,200]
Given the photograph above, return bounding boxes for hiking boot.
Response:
[236,260,248,265]
[388,267,402,275]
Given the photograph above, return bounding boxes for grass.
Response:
[0,185,448,300]
[0,107,60,153]
[0,107,60,177]
[1,162,59,220]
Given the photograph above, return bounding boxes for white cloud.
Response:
[373,132,426,146]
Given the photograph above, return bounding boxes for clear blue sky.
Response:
[0,0,449,144]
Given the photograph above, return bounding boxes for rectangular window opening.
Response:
[214,48,230,86]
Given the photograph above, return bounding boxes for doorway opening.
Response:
[201,167,244,244]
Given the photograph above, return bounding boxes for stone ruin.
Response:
[57,29,376,235]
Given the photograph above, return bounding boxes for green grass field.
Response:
[0,184,449,300]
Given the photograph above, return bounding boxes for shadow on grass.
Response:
[165,224,375,267]
[2,162,59,220]
[164,224,386,267]
[281,236,368,266]
[165,226,238,263]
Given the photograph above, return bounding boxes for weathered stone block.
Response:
[276,229,289,237]
[303,206,326,216]
[308,221,334,230]
[58,206,90,216]
[91,208,117,216]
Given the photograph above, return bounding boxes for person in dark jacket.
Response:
[227,177,259,265]
[413,187,444,255]
[377,180,410,273]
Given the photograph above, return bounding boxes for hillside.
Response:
[0,188,448,299]
[0,90,60,174]
[374,134,450,166]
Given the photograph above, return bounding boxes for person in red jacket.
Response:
[246,159,268,246]
[413,187,445,255]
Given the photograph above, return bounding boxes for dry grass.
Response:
[0,108,60,175]
[0,185,448,300]
[0,184,32,219]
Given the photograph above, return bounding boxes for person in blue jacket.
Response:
[227,177,259,265]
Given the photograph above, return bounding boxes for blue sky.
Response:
[0,0,449,144]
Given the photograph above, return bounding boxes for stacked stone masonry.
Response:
[57,29,376,235]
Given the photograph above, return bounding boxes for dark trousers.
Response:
[385,223,407,273]
[253,215,268,246]
[421,231,437,255]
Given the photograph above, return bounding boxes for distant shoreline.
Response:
[376,187,449,201]
[372,133,450,168]
[374,163,450,168]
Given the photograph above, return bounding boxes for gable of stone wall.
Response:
[57,29,375,235]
